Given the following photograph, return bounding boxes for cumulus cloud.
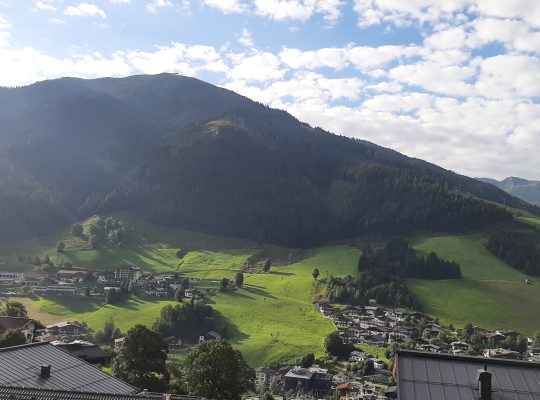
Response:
[146,0,174,13]
[202,0,247,14]
[254,0,345,22]
[2,0,540,179]
[35,1,57,11]
[64,3,106,18]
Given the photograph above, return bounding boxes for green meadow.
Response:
[0,215,360,366]
[409,234,540,335]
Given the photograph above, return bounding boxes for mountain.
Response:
[478,177,540,206]
[0,73,537,246]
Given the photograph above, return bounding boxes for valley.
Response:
[1,214,539,366]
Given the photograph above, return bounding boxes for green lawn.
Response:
[212,245,359,366]
[413,235,526,281]
[408,234,539,335]
[2,295,175,332]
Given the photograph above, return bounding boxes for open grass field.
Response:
[408,234,540,335]
[211,245,359,366]
[0,215,360,366]
[1,295,176,332]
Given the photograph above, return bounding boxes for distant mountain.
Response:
[478,177,540,206]
[0,74,536,246]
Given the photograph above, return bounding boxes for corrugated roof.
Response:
[396,350,540,400]
[0,343,137,394]
[0,386,204,400]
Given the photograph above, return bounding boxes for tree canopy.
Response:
[112,324,169,392]
[183,339,254,400]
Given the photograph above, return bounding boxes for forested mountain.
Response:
[478,177,540,206]
[0,74,536,246]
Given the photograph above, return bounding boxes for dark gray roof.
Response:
[0,386,204,400]
[0,343,137,394]
[0,316,46,332]
[395,350,540,400]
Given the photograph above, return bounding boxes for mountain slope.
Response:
[478,177,540,206]
[0,74,536,246]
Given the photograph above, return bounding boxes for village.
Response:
[0,266,205,299]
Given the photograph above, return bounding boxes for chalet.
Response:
[114,337,125,350]
[22,272,49,286]
[46,321,86,336]
[496,329,521,339]
[483,348,522,360]
[184,288,199,299]
[450,341,469,354]
[284,366,332,395]
[57,270,86,283]
[349,350,368,363]
[164,336,183,352]
[198,330,222,343]
[417,344,442,353]
[364,306,383,317]
[0,316,46,342]
[52,340,107,365]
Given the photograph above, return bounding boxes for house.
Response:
[97,272,116,285]
[372,358,386,370]
[57,270,87,283]
[114,337,126,350]
[198,331,222,343]
[52,340,107,365]
[21,272,49,286]
[483,348,522,360]
[0,387,205,400]
[164,336,183,352]
[394,349,540,400]
[46,321,86,336]
[0,271,23,283]
[0,316,46,342]
[349,350,368,362]
[0,342,137,393]
[283,366,332,395]
[184,288,199,299]
[417,344,441,353]
[450,341,468,354]
[114,267,142,283]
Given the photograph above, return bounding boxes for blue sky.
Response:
[1,1,540,180]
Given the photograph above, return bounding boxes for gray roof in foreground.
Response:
[0,343,137,394]
[396,350,540,400]
[0,386,204,400]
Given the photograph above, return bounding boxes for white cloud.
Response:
[146,0,173,13]
[353,0,470,28]
[226,51,285,82]
[35,1,57,11]
[238,28,254,47]
[110,0,131,3]
[475,0,540,28]
[254,0,345,22]
[202,0,247,14]
[64,3,106,18]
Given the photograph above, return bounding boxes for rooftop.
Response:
[395,349,540,400]
[0,386,204,400]
[0,316,45,332]
[0,343,137,394]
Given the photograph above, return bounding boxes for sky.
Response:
[0,1,539,180]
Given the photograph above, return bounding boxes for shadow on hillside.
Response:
[243,285,277,299]
[212,309,249,343]
[268,271,293,276]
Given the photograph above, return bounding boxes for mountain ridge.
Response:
[0,73,537,246]
[478,177,540,206]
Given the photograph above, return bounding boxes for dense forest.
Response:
[0,74,535,246]
[486,231,540,276]
[324,239,461,308]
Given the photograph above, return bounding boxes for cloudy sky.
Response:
[1,1,539,180]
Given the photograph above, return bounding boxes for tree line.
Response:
[486,230,540,276]
[324,239,461,308]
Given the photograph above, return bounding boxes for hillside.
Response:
[479,177,540,206]
[408,230,540,335]
[0,215,358,366]
[0,74,537,247]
